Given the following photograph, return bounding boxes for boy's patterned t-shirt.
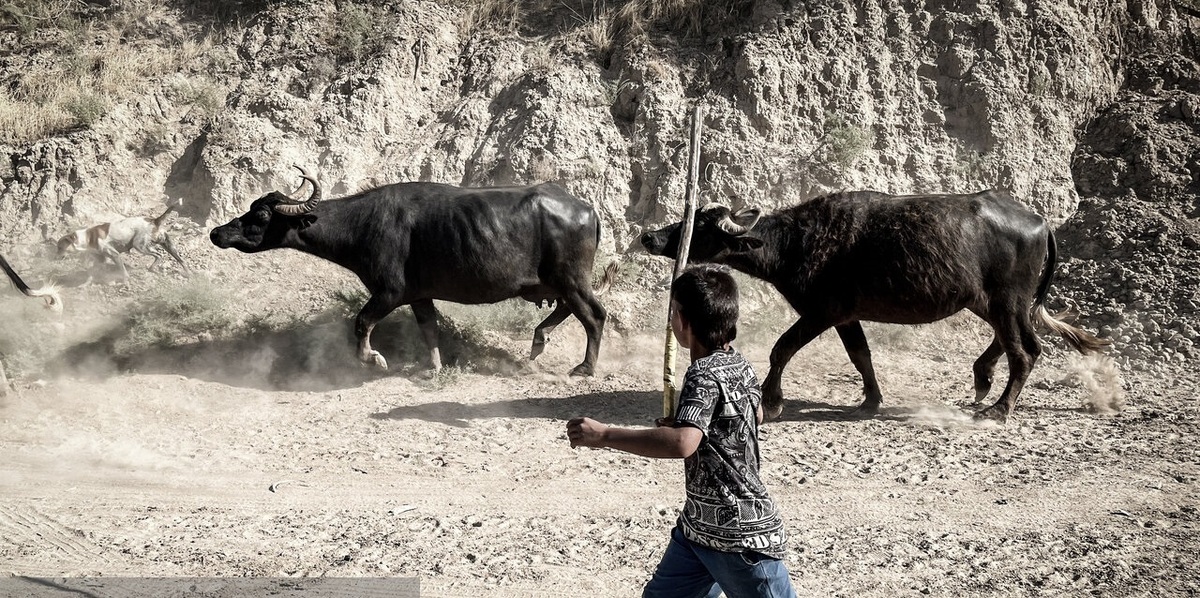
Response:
[673,348,787,559]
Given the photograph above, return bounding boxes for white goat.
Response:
[56,205,189,281]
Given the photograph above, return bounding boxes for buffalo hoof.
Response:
[973,404,1009,423]
[529,342,546,361]
[367,350,388,370]
[568,363,594,377]
[849,403,880,419]
[972,389,990,405]
[763,403,784,421]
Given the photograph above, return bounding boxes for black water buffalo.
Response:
[211,167,615,376]
[641,189,1109,422]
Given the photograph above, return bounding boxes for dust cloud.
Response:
[1065,353,1127,415]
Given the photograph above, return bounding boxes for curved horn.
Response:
[716,208,761,236]
[717,214,747,235]
[274,165,323,216]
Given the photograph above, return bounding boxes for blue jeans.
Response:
[643,526,797,598]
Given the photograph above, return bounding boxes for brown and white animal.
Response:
[1,252,62,312]
[640,189,1110,423]
[57,205,189,281]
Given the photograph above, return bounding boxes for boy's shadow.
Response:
[371,390,663,428]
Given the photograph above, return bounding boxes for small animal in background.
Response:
[1,252,63,312]
[56,205,190,281]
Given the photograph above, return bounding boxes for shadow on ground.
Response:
[373,393,1029,429]
[775,399,1030,426]
[372,390,663,427]
[47,315,528,392]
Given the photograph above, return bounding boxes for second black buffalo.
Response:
[640,189,1109,422]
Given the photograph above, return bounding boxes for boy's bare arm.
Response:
[566,417,703,459]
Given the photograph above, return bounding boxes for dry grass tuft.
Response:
[1066,354,1127,414]
[0,0,225,144]
[458,0,526,40]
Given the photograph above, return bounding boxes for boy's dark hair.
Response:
[671,264,739,350]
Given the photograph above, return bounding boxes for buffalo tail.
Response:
[1,253,63,312]
[1031,229,1108,354]
[593,261,620,296]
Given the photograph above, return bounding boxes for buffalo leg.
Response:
[411,299,442,370]
[835,322,883,416]
[975,313,1041,422]
[562,291,606,377]
[971,336,1004,404]
[355,293,401,369]
[531,302,573,361]
[762,318,829,419]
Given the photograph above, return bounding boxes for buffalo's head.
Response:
[210,166,322,253]
[640,204,764,261]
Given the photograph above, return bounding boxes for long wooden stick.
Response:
[663,102,703,419]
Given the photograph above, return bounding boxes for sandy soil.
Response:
[1,248,1197,598]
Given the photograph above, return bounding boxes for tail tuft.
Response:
[1033,305,1111,354]
[30,284,64,313]
[593,261,620,296]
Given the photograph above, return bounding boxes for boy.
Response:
[567,264,795,598]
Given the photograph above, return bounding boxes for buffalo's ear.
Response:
[296,214,318,229]
[729,236,764,252]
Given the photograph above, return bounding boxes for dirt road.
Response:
[1,316,1195,596]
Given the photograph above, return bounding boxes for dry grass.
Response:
[0,0,724,145]
[0,0,224,144]
[457,0,710,58]
[457,0,526,40]
[575,0,705,57]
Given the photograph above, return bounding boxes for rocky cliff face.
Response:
[1,0,1196,361]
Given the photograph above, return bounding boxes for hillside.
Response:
[0,2,1198,596]
[1,0,1197,364]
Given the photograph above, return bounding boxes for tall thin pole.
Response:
[663,102,703,419]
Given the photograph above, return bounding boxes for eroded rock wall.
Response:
[0,0,1195,357]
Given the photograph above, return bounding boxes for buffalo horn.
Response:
[717,207,762,236]
[274,165,323,216]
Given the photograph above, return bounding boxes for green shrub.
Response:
[63,90,108,128]
[329,2,398,64]
[113,278,240,356]
[822,113,872,171]
[166,75,226,121]
[439,299,545,339]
